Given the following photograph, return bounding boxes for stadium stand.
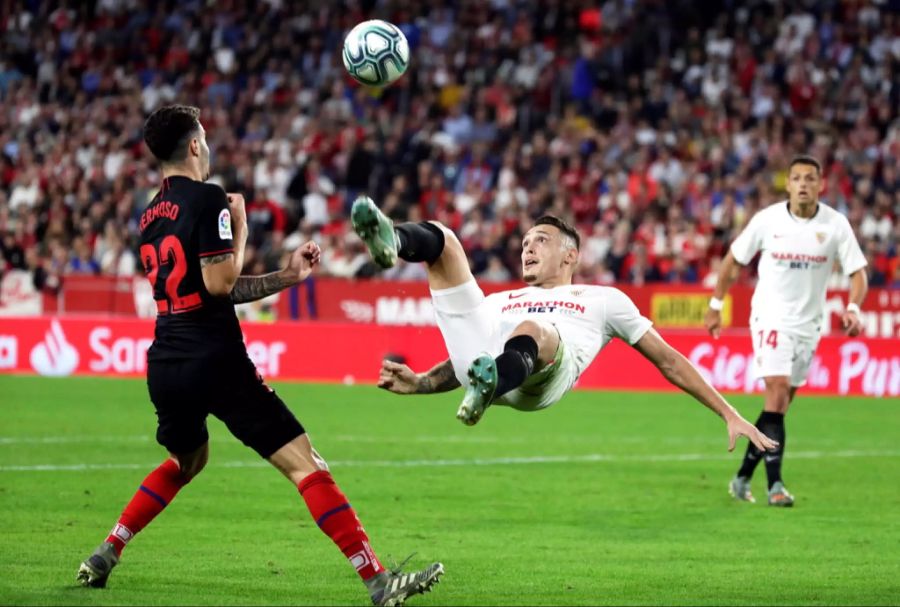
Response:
[0,0,898,297]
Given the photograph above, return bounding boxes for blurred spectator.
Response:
[1,232,26,271]
[100,233,137,277]
[67,236,100,275]
[481,255,512,282]
[666,256,699,284]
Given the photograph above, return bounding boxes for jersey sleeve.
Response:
[729,211,765,265]
[197,185,234,259]
[603,288,653,345]
[835,215,867,275]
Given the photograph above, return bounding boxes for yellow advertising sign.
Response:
[651,293,732,328]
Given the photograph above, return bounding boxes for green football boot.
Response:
[351,196,398,269]
[457,354,497,426]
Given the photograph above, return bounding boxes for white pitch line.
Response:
[1,449,898,473]
[0,435,151,445]
[331,434,526,444]
[0,434,723,446]
[0,434,514,446]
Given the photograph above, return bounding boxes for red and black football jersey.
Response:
[138,176,244,360]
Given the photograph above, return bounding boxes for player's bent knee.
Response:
[428,221,462,256]
[512,319,545,337]
[172,451,207,482]
[510,319,558,363]
[512,319,556,347]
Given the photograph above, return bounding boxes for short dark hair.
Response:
[789,154,821,175]
[534,215,580,250]
[143,105,201,163]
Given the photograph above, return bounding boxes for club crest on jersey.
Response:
[218,209,232,240]
[570,288,585,297]
[815,232,827,244]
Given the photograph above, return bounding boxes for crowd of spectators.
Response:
[1,0,899,300]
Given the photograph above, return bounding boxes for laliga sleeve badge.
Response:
[218,209,232,240]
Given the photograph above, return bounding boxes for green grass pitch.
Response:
[1,375,898,606]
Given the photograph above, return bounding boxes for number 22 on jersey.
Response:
[140,236,202,314]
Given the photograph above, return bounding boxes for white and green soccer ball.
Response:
[342,19,410,87]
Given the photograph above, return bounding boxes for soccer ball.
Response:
[342,20,410,87]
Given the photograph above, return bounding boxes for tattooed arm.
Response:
[229,271,295,304]
[415,359,461,393]
[378,358,461,394]
[209,240,322,304]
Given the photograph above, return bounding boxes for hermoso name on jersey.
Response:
[138,200,180,232]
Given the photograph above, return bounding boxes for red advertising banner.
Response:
[1,317,897,397]
[43,275,900,339]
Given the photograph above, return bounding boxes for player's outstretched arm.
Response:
[378,359,461,395]
[230,242,322,304]
[632,328,779,452]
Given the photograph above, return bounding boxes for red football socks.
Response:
[102,461,384,582]
[105,458,188,556]
[297,470,385,580]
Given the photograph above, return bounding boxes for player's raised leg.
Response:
[351,195,472,290]
[458,320,559,426]
[353,195,490,411]
[269,435,444,605]
[76,444,207,587]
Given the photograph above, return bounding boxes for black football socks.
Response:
[494,335,539,399]
[759,411,786,489]
[736,411,766,478]
[394,222,445,264]
[737,411,785,488]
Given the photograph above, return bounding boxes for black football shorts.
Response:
[147,352,305,458]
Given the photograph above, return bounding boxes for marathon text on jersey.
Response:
[501,300,586,314]
[770,252,828,264]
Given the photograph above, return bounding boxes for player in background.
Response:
[705,155,867,507]
[350,197,778,456]
[76,105,443,607]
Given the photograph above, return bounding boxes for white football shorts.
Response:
[431,280,578,411]
[749,323,820,387]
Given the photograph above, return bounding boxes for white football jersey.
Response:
[730,201,867,336]
[482,284,653,377]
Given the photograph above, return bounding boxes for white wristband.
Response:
[709,297,724,311]
[846,302,861,315]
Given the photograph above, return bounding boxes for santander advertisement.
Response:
[0,317,897,397]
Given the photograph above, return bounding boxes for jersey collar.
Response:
[785,200,819,223]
